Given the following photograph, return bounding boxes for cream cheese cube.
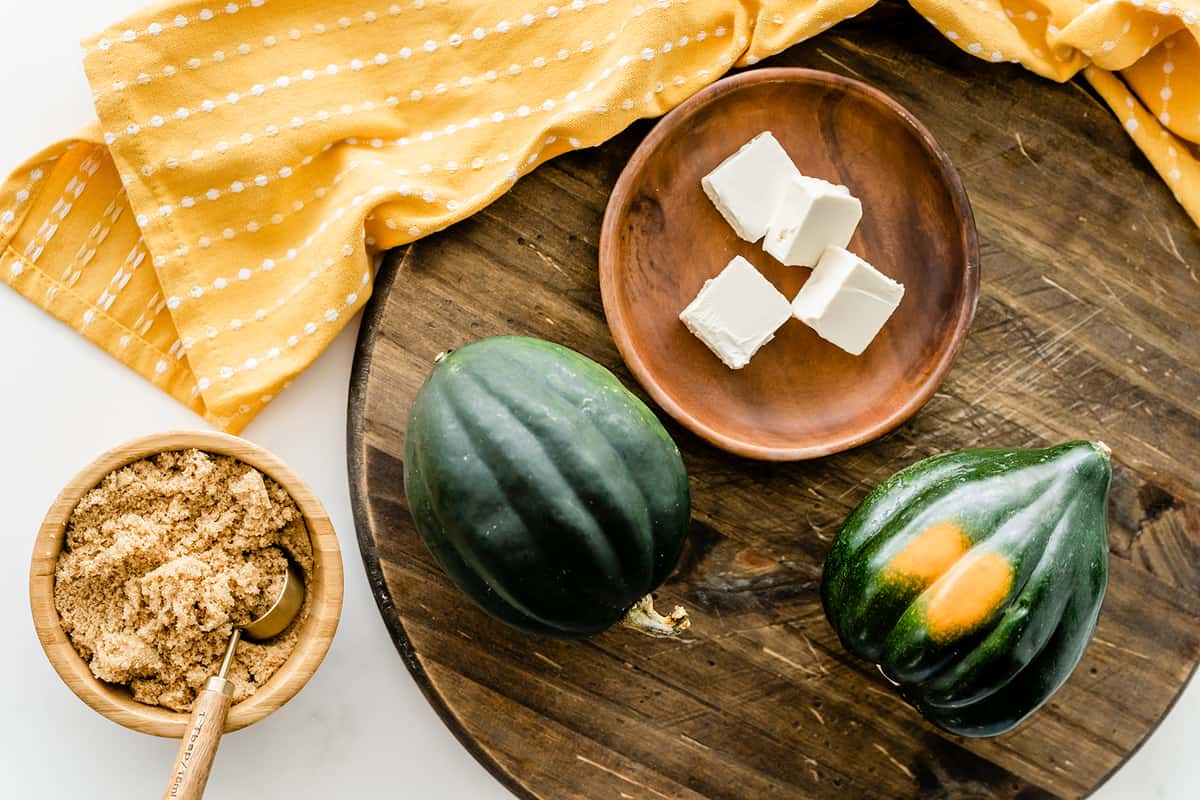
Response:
[792,246,904,356]
[701,132,802,243]
[680,255,793,369]
[764,176,862,267]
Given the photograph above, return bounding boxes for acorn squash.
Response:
[403,336,691,639]
[821,441,1111,737]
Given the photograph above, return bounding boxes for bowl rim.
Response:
[29,429,344,738]
[598,67,981,461]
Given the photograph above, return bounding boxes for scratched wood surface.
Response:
[347,9,1200,800]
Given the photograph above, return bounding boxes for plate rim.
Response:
[346,247,544,800]
[598,67,981,461]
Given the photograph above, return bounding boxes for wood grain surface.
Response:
[600,67,978,460]
[348,9,1200,800]
[30,430,344,738]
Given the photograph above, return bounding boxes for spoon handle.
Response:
[161,676,234,800]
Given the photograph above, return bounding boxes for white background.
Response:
[0,2,1195,798]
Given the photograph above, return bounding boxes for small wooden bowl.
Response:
[29,430,344,737]
[599,68,979,460]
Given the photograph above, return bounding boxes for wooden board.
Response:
[347,10,1200,800]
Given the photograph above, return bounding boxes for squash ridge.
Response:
[465,362,653,597]
[536,370,662,586]
[443,367,632,621]
[504,340,679,587]
[405,386,563,636]
[430,371,588,631]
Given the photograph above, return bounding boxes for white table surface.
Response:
[1,3,1194,797]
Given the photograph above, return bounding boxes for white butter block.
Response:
[701,132,802,243]
[680,255,793,369]
[764,176,862,267]
[792,246,904,356]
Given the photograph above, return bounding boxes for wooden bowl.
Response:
[599,68,979,460]
[29,430,344,737]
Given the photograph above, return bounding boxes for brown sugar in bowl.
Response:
[29,430,344,737]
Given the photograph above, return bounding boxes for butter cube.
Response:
[764,176,862,267]
[792,246,904,356]
[701,132,801,243]
[680,256,793,369]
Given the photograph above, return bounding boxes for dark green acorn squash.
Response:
[821,441,1111,737]
[403,336,691,639]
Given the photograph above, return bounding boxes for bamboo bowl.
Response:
[29,430,344,738]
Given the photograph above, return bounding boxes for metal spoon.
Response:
[162,563,305,800]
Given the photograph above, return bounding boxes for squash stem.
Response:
[623,595,690,638]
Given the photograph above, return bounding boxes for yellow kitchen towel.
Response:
[1,0,1196,432]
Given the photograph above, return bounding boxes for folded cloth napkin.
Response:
[1,0,1196,432]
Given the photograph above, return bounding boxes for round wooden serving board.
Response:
[348,12,1200,800]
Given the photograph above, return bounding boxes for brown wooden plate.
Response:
[600,68,979,460]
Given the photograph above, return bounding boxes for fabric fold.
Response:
[1,0,1197,432]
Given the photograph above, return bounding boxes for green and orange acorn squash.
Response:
[821,441,1111,737]
[403,336,691,639]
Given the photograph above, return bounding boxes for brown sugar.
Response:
[53,449,313,712]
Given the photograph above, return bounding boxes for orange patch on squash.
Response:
[884,522,970,585]
[922,552,1014,642]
